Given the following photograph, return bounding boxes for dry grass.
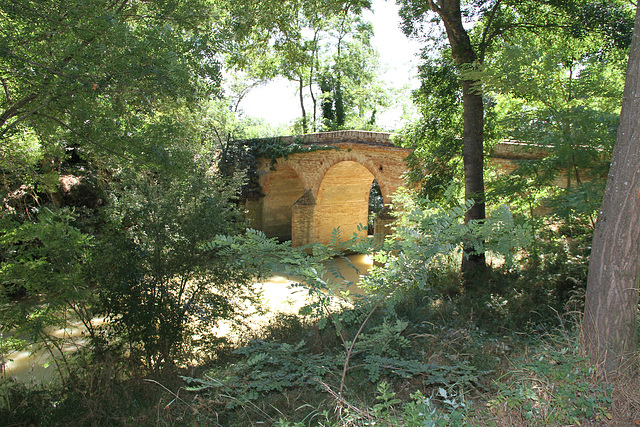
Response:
[608,375,640,426]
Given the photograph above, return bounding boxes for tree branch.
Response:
[34,112,127,159]
[479,0,502,63]
[0,93,44,134]
[0,77,12,105]
[426,0,442,14]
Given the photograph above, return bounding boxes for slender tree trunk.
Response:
[460,80,486,281]
[583,3,640,378]
[335,79,345,128]
[309,74,317,131]
[334,17,346,129]
[309,31,319,131]
[432,0,487,287]
[298,76,308,134]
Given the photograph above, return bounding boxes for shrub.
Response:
[94,161,260,373]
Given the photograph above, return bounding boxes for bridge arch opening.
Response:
[316,160,375,245]
[261,164,305,241]
[368,179,383,235]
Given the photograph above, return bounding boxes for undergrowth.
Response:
[2,284,636,426]
[177,309,623,427]
[2,211,638,425]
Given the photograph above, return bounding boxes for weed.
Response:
[487,343,613,425]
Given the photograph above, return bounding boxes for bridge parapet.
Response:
[280,130,394,146]
[491,140,551,160]
[280,132,552,160]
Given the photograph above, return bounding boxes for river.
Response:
[1,254,373,383]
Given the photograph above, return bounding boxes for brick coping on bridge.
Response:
[280,130,394,146]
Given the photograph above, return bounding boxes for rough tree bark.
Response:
[583,3,640,378]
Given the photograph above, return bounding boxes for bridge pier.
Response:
[373,205,395,246]
[291,190,316,248]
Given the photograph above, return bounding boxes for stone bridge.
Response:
[244,130,411,247]
[244,130,554,247]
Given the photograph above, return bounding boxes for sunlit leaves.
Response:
[359,189,533,295]
[483,17,627,221]
[0,0,222,177]
[95,162,255,372]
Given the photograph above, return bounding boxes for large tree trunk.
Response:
[583,3,640,378]
[432,0,487,287]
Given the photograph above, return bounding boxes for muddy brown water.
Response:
[1,254,373,383]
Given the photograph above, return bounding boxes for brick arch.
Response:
[315,160,375,245]
[246,131,413,246]
[312,151,392,203]
[276,160,317,194]
[257,163,305,241]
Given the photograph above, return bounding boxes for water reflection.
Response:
[2,318,104,383]
[321,253,373,295]
[257,253,373,313]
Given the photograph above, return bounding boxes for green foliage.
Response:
[0,208,97,380]
[549,181,606,228]
[370,381,402,419]
[0,370,205,426]
[318,15,388,131]
[185,322,488,411]
[188,222,502,421]
[394,52,463,201]
[224,0,386,132]
[185,340,338,406]
[94,160,258,373]
[0,0,222,173]
[487,159,557,222]
[0,4,237,380]
[353,319,411,360]
[399,0,631,220]
[251,138,337,162]
[204,228,338,288]
[358,189,533,296]
[488,343,613,424]
[0,216,621,425]
[0,208,92,302]
[402,388,471,426]
[482,6,629,223]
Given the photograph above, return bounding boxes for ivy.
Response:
[218,136,338,200]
